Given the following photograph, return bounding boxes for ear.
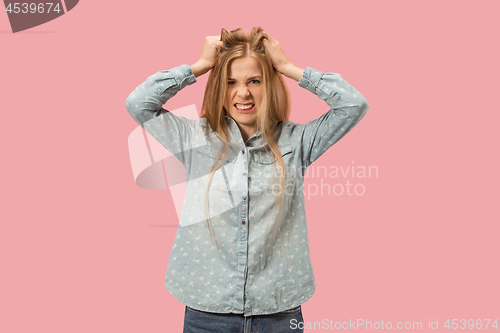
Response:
[221,28,229,43]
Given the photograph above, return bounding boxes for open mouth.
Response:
[234,103,255,113]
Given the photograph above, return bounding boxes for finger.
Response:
[262,38,273,50]
[206,36,223,47]
[213,40,223,50]
[262,31,278,44]
[206,36,221,42]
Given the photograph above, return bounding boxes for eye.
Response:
[228,81,236,85]
[250,79,261,84]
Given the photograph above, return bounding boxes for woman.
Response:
[126,27,369,333]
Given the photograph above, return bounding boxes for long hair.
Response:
[200,27,291,254]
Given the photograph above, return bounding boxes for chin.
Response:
[233,115,257,126]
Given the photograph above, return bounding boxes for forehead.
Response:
[227,56,263,79]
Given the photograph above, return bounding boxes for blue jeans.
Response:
[183,305,304,333]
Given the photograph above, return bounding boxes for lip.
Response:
[233,103,255,114]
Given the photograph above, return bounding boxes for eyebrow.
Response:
[228,76,263,80]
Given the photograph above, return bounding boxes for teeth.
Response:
[235,104,253,110]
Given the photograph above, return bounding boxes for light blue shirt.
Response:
[125,64,369,316]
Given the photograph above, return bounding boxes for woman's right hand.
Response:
[191,36,223,77]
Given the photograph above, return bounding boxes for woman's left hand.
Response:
[262,32,304,82]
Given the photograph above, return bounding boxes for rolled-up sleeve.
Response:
[297,67,369,168]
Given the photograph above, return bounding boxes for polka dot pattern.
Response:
[125,64,369,316]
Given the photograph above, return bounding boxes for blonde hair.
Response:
[200,27,291,254]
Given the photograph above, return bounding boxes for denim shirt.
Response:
[125,64,369,316]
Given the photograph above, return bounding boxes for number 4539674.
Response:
[6,3,62,14]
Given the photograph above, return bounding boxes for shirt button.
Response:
[243,172,247,176]
[242,220,246,224]
[242,196,246,200]
[241,149,245,154]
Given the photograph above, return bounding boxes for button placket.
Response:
[239,146,249,240]
[234,144,250,313]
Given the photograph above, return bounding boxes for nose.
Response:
[236,84,250,98]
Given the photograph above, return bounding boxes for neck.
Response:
[237,124,257,143]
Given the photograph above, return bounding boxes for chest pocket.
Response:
[196,143,239,163]
[251,145,295,192]
[253,145,293,164]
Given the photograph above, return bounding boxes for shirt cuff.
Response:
[298,67,326,95]
[172,64,197,89]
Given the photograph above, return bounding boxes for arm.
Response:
[125,65,197,165]
[125,64,196,128]
[297,67,369,167]
[262,31,369,168]
[125,35,223,164]
[125,35,222,127]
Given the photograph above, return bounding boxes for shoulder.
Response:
[279,120,306,136]
[192,117,219,144]
[276,120,303,147]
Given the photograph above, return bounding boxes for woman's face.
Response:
[224,56,263,135]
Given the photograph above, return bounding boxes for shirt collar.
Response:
[225,116,263,147]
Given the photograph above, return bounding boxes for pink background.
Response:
[1,0,499,332]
